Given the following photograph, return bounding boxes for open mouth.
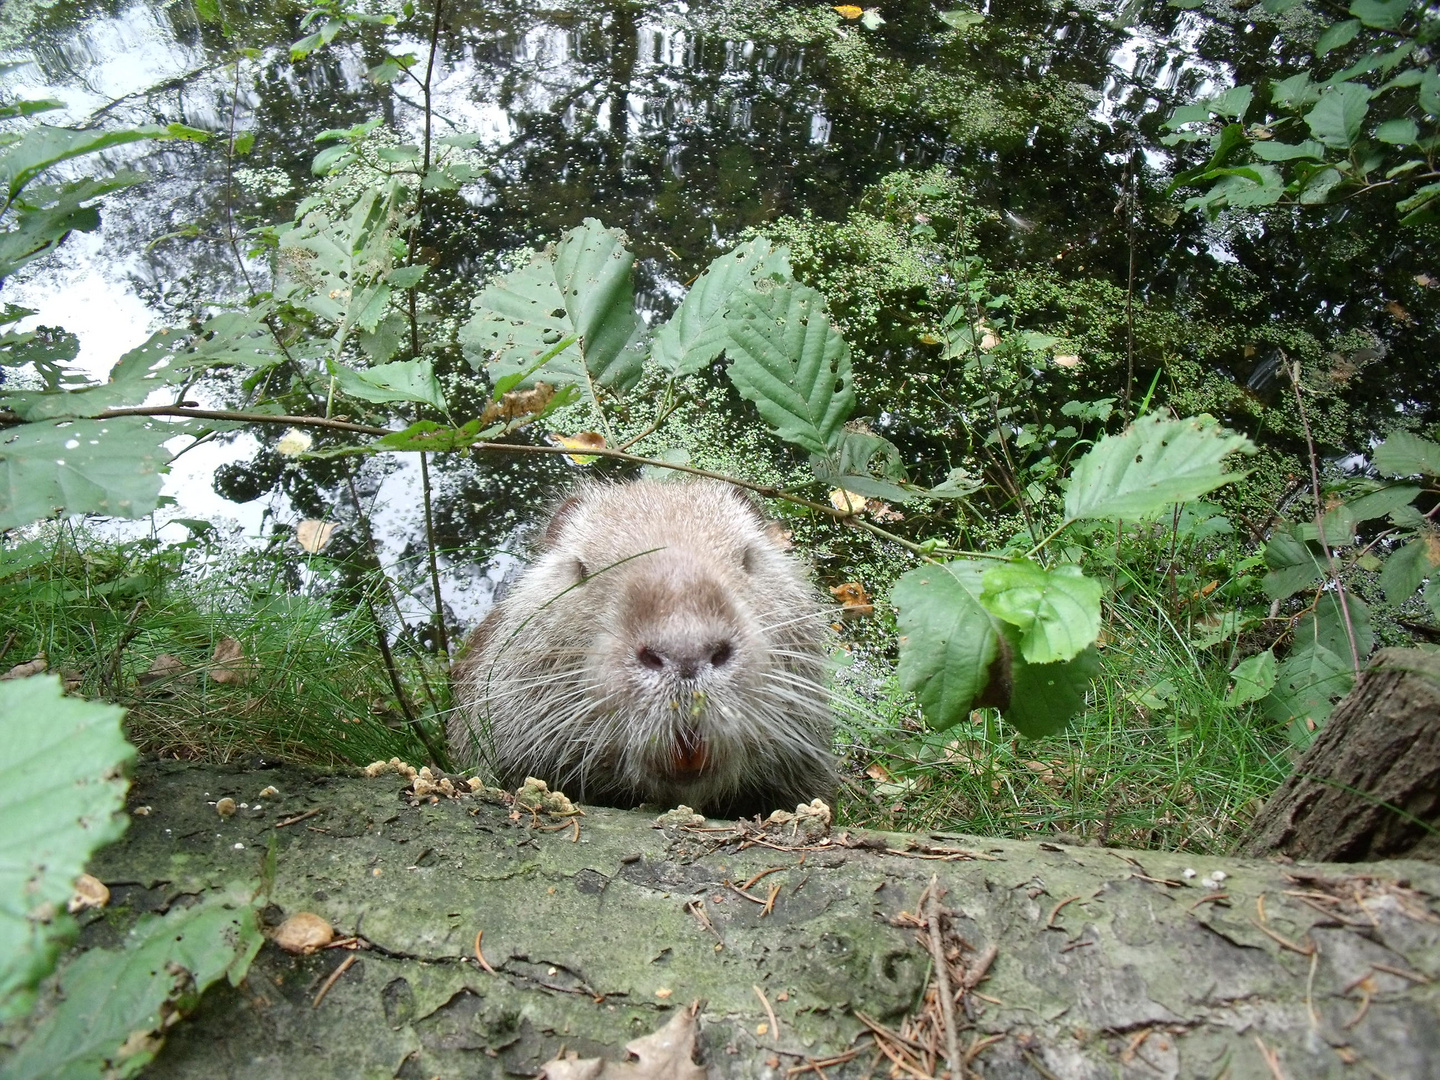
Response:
[666,725,709,779]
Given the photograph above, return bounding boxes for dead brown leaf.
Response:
[296,519,337,553]
[1,656,47,680]
[829,581,875,618]
[541,1008,706,1080]
[481,381,556,426]
[209,637,254,685]
[138,653,187,686]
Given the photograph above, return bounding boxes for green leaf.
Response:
[0,417,173,530]
[1375,117,1419,144]
[186,311,285,369]
[373,418,489,453]
[329,358,446,409]
[650,238,791,378]
[1211,86,1255,121]
[1202,163,1286,207]
[892,562,1002,730]
[1224,649,1278,707]
[385,264,428,288]
[0,174,143,279]
[1272,73,1321,110]
[1002,643,1100,738]
[723,280,856,456]
[1372,432,1440,477]
[938,9,985,27]
[1262,530,1326,600]
[1296,593,1373,662]
[1251,139,1326,161]
[1298,166,1345,204]
[1344,483,1421,524]
[979,560,1102,664]
[3,332,191,421]
[1379,537,1438,604]
[3,890,263,1079]
[0,125,162,201]
[1305,83,1370,147]
[1398,182,1440,225]
[1063,413,1254,522]
[1264,642,1354,744]
[1421,68,1440,117]
[1348,0,1408,29]
[0,676,133,1016]
[1315,18,1362,57]
[460,219,643,399]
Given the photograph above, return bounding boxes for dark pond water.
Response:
[3,0,1436,633]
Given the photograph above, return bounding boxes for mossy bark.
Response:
[24,760,1440,1079]
[1245,647,1440,863]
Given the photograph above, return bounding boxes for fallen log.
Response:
[1245,647,1440,863]
[14,760,1440,1079]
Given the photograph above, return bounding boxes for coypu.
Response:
[449,479,835,817]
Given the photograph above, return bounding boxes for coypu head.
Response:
[451,479,835,817]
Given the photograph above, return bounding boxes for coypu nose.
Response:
[636,640,734,680]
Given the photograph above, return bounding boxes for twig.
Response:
[741,866,786,890]
[311,953,358,1007]
[761,882,781,917]
[784,1049,861,1077]
[275,807,324,828]
[1046,894,1082,928]
[1254,1035,1288,1080]
[473,929,496,974]
[1250,918,1316,956]
[923,875,962,1079]
[753,984,780,1038]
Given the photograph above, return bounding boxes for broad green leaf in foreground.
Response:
[460,218,643,397]
[723,280,855,456]
[1379,536,1439,604]
[1003,642,1100,738]
[1264,642,1354,745]
[1223,649,1277,707]
[1262,531,1326,600]
[1372,432,1440,478]
[1063,413,1254,522]
[3,890,263,1080]
[0,676,133,1017]
[0,416,173,531]
[1305,83,1370,148]
[650,238,791,378]
[980,560,1102,664]
[329,357,446,408]
[3,332,189,421]
[892,561,1001,730]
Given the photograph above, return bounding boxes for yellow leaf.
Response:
[834,5,863,17]
[546,430,606,465]
[296,519,336,553]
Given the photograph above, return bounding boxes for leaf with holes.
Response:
[3,889,263,1077]
[1264,642,1354,745]
[892,561,1002,730]
[1064,413,1254,522]
[650,238,791,378]
[723,281,855,456]
[980,560,1102,664]
[329,358,445,408]
[0,417,173,530]
[0,676,133,1018]
[460,219,643,400]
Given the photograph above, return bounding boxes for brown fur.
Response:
[449,479,835,817]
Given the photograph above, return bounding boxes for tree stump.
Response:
[1244,647,1440,862]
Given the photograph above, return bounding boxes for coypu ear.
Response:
[539,495,583,549]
